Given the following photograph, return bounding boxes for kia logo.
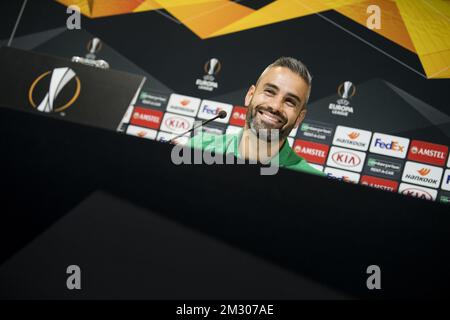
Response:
[165,117,190,131]
[401,188,432,201]
[332,151,361,167]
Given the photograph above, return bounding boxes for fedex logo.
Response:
[202,105,222,115]
[197,100,232,124]
[369,133,409,159]
[374,139,404,152]
[442,169,450,192]
[324,167,360,184]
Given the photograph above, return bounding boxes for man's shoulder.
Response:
[188,131,325,176]
[283,145,326,177]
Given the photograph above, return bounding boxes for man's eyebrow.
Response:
[286,92,302,105]
[264,82,302,105]
[263,83,279,91]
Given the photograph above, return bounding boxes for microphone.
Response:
[169,110,227,144]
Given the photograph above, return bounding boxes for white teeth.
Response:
[262,112,279,123]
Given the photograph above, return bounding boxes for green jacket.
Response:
[188,129,325,177]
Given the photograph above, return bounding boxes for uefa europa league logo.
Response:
[342,81,353,99]
[328,80,356,117]
[29,67,81,114]
[206,58,219,75]
[71,37,109,69]
[338,81,356,100]
[196,58,221,92]
[204,58,221,77]
[86,37,102,60]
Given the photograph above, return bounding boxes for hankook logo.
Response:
[417,168,431,176]
[180,99,190,106]
[28,67,81,113]
[348,132,360,140]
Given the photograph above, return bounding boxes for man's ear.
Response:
[294,108,307,128]
[244,85,256,107]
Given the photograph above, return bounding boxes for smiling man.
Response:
[188,57,324,176]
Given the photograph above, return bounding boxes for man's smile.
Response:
[257,109,285,128]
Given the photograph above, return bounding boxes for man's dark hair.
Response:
[269,56,312,87]
[258,56,313,107]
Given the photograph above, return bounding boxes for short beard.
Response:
[246,102,293,143]
[249,120,279,143]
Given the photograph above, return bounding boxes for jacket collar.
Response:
[227,129,303,166]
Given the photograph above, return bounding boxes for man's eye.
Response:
[264,89,275,95]
[285,99,296,107]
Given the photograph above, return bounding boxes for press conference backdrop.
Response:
[1,0,450,205]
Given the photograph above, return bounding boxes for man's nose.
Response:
[268,95,283,113]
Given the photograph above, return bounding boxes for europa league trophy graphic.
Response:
[207,58,219,76]
[337,80,356,105]
[28,67,80,115]
[86,37,101,60]
[328,80,356,117]
[341,81,353,99]
[196,58,221,92]
[72,37,110,69]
